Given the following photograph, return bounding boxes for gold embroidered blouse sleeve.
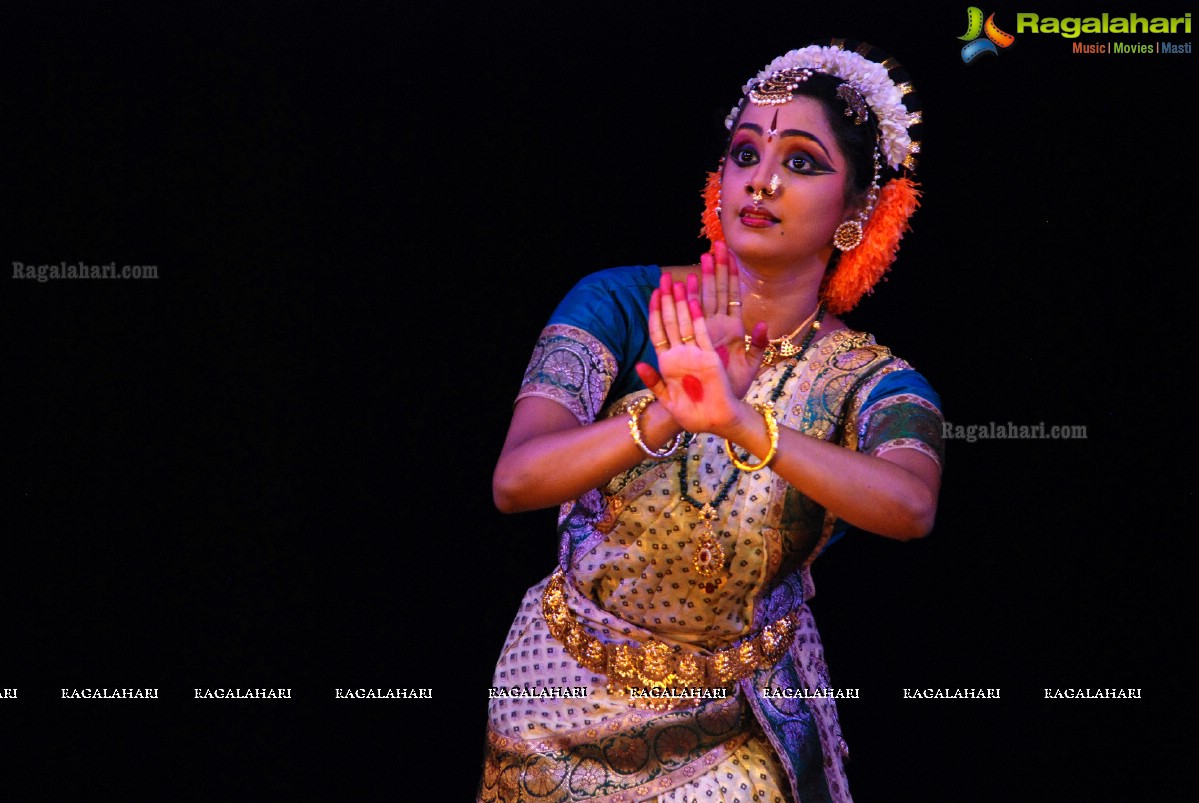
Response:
[494,327,684,514]
[719,395,940,541]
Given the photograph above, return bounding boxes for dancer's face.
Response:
[720,97,859,272]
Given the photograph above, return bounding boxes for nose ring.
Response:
[750,174,782,203]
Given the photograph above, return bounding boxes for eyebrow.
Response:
[735,123,833,161]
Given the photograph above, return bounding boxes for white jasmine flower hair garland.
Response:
[725,44,920,171]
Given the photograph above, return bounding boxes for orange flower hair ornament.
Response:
[699,170,724,243]
[820,176,920,314]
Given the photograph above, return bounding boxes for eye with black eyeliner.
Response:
[729,143,759,168]
[786,151,834,175]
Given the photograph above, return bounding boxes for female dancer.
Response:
[481,39,942,803]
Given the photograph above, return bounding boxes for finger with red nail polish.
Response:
[699,253,717,315]
[648,289,669,351]
[636,362,663,391]
[660,275,680,344]
[750,321,769,350]
[714,241,730,311]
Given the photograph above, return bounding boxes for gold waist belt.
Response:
[542,569,799,698]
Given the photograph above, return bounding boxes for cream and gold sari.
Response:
[480,267,942,803]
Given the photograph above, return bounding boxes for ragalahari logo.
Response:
[959,7,1016,62]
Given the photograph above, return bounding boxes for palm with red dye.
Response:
[647,336,744,435]
[637,270,760,436]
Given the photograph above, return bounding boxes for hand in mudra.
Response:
[636,272,766,435]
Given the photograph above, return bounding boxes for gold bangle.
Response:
[725,403,779,472]
[627,394,682,459]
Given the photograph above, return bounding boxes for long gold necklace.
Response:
[745,303,824,366]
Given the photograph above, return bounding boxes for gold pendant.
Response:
[693,503,726,580]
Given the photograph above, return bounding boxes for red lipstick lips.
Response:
[739,204,778,227]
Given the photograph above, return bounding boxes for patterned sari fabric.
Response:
[480,267,942,803]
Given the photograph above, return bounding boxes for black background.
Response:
[3,1,1193,799]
